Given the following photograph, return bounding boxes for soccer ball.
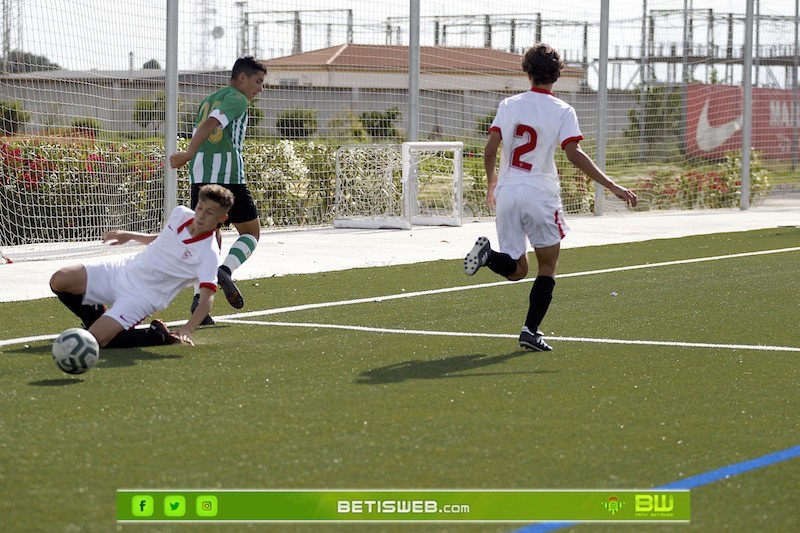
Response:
[52,328,100,375]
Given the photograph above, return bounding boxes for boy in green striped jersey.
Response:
[170,56,267,325]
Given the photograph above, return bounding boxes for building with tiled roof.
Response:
[263,44,584,92]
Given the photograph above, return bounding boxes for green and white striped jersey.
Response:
[189,85,249,185]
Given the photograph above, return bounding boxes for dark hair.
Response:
[231,56,267,79]
[198,184,234,211]
[521,43,564,85]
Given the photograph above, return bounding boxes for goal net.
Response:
[333,141,463,230]
[0,0,169,262]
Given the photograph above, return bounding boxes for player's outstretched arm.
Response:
[564,141,638,207]
[174,286,216,345]
[169,116,222,169]
[102,230,158,246]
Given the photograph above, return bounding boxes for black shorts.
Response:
[191,183,259,225]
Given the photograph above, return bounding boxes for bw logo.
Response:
[635,494,674,512]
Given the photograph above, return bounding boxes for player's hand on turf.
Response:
[173,328,195,346]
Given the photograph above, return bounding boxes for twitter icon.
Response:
[164,495,186,517]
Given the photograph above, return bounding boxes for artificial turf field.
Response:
[1,227,798,532]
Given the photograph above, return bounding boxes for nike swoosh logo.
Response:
[695,101,742,152]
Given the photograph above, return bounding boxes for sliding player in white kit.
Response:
[464,43,638,352]
[49,185,234,349]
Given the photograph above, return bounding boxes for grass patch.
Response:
[1,228,799,532]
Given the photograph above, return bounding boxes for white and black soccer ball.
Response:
[52,328,100,375]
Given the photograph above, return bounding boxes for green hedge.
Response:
[0,138,164,246]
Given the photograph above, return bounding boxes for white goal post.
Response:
[333,141,463,230]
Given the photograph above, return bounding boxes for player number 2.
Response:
[511,124,537,171]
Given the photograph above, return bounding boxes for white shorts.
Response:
[495,183,570,259]
[83,258,160,330]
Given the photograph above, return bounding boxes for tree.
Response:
[248,100,264,130]
[2,50,60,74]
[623,86,682,150]
[0,100,31,134]
[142,59,161,70]
[276,108,318,139]
[71,117,101,138]
[360,107,401,139]
[476,110,496,135]
[133,91,166,132]
[327,110,368,141]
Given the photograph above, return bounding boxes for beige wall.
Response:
[267,69,582,92]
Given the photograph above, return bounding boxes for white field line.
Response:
[2,246,799,350]
[0,333,60,348]
[557,246,800,278]
[222,319,800,353]
[210,245,800,320]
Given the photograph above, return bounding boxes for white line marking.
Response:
[215,245,800,320]
[2,246,798,349]
[0,334,59,348]
[222,319,800,353]
[558,246,800,279]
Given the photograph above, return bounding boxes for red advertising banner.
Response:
[685,83,798,160]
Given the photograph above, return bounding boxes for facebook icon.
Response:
[131,495,154,517]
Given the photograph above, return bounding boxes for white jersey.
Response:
[489,87,583,197]
[122,206,220,309]
[83,206,220,327]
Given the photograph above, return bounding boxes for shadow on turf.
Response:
[97,347,182,369]
[28,350,181,386]
[17,344,183,386]
[356,350,556,384]
[30,378,86,386]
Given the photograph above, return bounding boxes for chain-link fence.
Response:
[1,1,798,259]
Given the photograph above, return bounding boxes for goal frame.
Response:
[333,141,463,230]
[404,141,464,227]
[333,144,409,229]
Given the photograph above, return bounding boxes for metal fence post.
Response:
[741,0,754,210]
[164,0,179,220]
[594,0,610,216]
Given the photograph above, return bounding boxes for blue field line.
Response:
[512,445,800,533]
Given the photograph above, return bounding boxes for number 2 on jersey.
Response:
[510,124,537,171]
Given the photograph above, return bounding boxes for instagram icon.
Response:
[196,495,218,517]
